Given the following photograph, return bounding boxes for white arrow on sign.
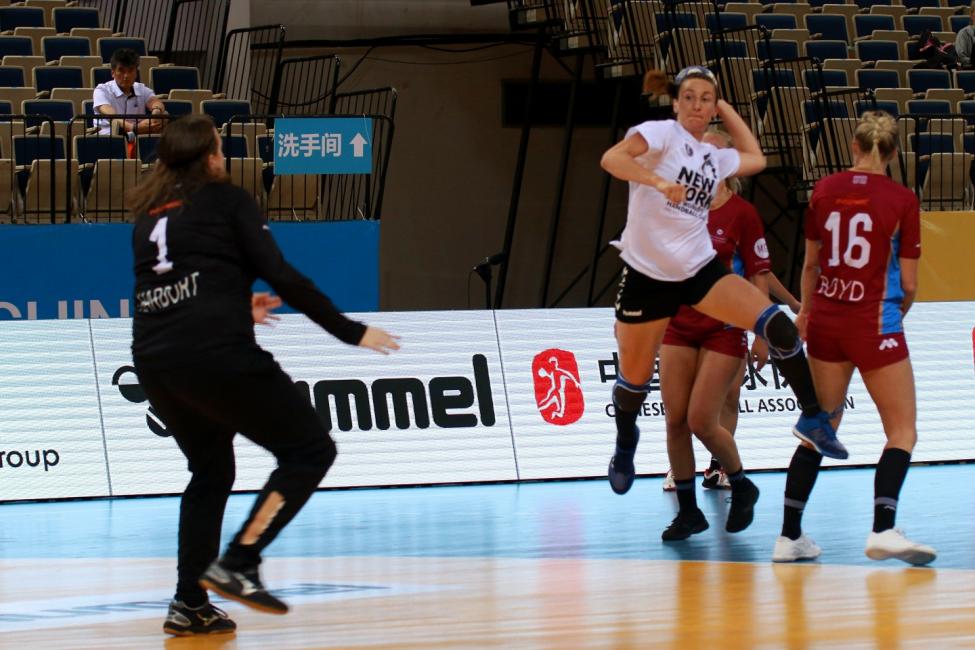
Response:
[350,133,368,158]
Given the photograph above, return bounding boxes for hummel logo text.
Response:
[879,338,899,351]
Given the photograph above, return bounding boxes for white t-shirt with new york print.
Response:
[614,119,741,281]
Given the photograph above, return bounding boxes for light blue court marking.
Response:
[0,465,969,569]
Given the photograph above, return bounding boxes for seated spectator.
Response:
[954,4,975,69]
[93,47,166,138]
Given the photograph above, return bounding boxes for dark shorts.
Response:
[806,329,909,372]
[615,257,730,324]
[663,322,748,357]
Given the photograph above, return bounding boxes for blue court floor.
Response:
[1,464,968,569]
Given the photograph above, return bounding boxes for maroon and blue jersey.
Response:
[805,170,921,336]
[668,193,771,334]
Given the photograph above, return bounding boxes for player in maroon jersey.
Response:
[655,129,772,539]
[773,111,936,565]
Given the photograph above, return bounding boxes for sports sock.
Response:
[675,478,697,514]
[873,447,911,533]
[781,445,823,540]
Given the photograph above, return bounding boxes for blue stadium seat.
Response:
[52,7,101,34]
[136,134,159,164]
[907,69,951,95]
[0,66,25,88]
[705,39,747,60]
[33,66,83,95]
[756,14,797,31]
[902,0,939,10]
[0,99,12,115]
[758,39,800,61]
[201,99,251,128]
[221,134,247,159]
[910,132,955,155]
[854,14,896,38]
[855,99,899,117]
[0,36,34,58]
[963,132,975,155]
[42,36,90,62]
[804,68,849,91]
[958,100,975,126]
[706,12,747,32]
[902,15,943,38]
[856,39,900,63]
[855,0,892,8]
[161,99,192,118]
[22,99,74,127]
[74,134,127,193]
[955,70,975,94]
[805,15,849,43]
[149,66,199,96]
[91,66,112,86]
[13,133,65,192]
[805,40,849,62]
[655,12,696,31]
[0,7,44,32]
[905,98,952,115]
[856,68,900,90]
[951,15,969,33]
[97,37,146,64]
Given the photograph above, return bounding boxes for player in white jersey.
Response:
[602,66,846,540]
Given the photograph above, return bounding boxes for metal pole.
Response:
[539,52,584,307]
[493,34,544,309]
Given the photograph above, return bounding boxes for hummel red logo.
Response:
[879,338,899,351]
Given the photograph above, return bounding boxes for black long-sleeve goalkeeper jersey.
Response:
[131,182,365,368]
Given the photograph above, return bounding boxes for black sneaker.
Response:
[661,509,709,541]
[162,599,236,636]
[199,559,289,615]
[726,479,760,533]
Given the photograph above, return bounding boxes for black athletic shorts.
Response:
[614,256,730,323]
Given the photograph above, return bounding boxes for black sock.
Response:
[615,407,638,450]
[873,447,911,533]
[675,478,697,514]
[758,309,821,418]
[176,592,207,608]
[781,445,823,540]
[772,354,821,419]
[708,457,721,472]
[223,542,262,571]
[726,466,751,493]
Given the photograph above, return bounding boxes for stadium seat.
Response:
[907,69,951,96]
[21,156,76,222]
[96,37,145,63]
[227,157,265,207]
[161,99,192,118]
[0,64,23,87]
[201,99,251,129]
[920,152,973,210]
[52,7,100,34]
[758,39,800,61]
[84,158,138,222]
[856,68,901,91]
[706,12,746,32]
[70,27,112,55]
[902,15,943,38]
[805,39,848,62]
[905,98,952,116]
[149,65,199,97]
[24,0,67,28]
[756,14,798,31]
[57,55,102,88]
[0,7,45,32]
[805,14,849,44]
[33,65,82,95]
[41,35,88,61]
[136,133,159,164]
[804,68,849,92]
[954,70,975,96]
[90,65,111,86]
[0,35,33,57]
[221,134,248,159]
[856,40,900,64]
[267,173,319,220]
[13,26,53,55]
[854,14,896,39]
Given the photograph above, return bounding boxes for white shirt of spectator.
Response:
[92,79,157,134]
[613,119,741,281]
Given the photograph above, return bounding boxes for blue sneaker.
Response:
[793,411,848,459]
[608,428,639,495]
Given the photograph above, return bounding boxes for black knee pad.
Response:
[756,306,802,359]
[613,378,649,413]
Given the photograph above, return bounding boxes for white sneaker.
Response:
[662,469,676,492]
[772,534,822,562]
[715,470,730,489]
[865,528,936,566]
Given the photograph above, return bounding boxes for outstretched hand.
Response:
[359,326,401,355]
[252,292,282,326]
